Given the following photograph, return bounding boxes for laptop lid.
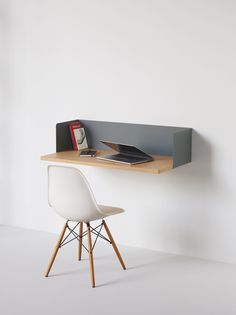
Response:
[100,141,151,158]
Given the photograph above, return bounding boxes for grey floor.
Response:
[1,226,236,315]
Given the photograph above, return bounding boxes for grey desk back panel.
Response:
[56,119,192,168]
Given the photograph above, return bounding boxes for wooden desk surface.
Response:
[41,150,173,174]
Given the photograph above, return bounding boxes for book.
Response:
[80,150,97,157]
[68,121,88,151]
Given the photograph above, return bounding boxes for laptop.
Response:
[96,141,153,165]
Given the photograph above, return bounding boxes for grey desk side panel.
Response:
[173,129,192,168]
[56,120,77,152]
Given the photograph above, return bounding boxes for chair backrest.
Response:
[48,165,101,222]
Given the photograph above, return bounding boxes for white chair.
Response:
[45,165,126,287]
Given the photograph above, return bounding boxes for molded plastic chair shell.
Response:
[48,165,124,223]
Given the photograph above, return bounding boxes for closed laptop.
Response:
[96,141,153,165]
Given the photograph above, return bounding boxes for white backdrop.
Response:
[1,0,236,263]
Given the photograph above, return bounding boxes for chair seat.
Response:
[79,205,124,223]
[98,205,124,217]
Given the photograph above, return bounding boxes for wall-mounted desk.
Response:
[41,150,173,175]
[41,119,192,174]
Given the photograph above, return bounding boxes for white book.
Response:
[74,127,88,150]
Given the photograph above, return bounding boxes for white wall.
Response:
[0,0,11,223]
[2,0,236,263]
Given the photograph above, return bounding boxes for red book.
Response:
[68,121,88,151]
[69,121,82,150]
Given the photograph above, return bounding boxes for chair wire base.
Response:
[59,221,112,252]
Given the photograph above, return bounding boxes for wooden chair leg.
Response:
[87,223,95,288]
[103,220,126,270]
[78,222,83,261]
[45,222,68,277]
